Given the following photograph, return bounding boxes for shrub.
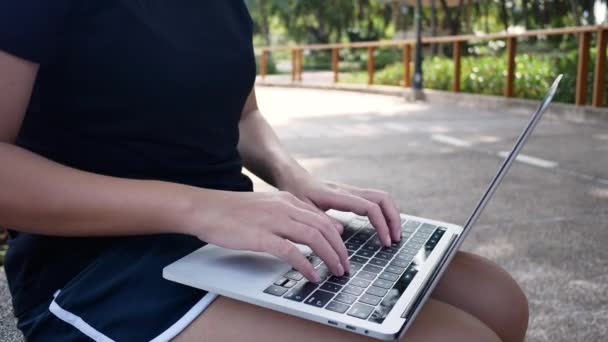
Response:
[343,50,606,105]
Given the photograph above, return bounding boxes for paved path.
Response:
[2,87,607,341]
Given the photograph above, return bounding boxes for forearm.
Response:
[0,142,205,236]
[237,109,308,189]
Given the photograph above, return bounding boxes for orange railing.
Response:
[257,25,608,107]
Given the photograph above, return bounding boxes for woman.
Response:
[0,1,528,341]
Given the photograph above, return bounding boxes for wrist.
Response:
[273,160,310,191]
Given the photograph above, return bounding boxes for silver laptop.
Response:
[163,75,562,340]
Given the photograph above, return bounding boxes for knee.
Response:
[457,252,529,341]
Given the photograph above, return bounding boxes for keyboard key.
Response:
[362,264,383,274]
[361,244,380,252]
[347,250,354,256]
[366,236,383,247]
[320,282,343,293]
[379,272,400,282]
[305,290,334,308]
[355,271,377,281]
[348,303,375,320]
[284,270,304,281]
[394,254,412,262]
[359,293,382,306]
[283,280,297,288]
[284,282,318,302]
[264,285,288,296]
[349,262,364,272]
[375,252,393,261]
[359,228,376,236]
[327,276,350,285]
[390,259,409,268]
[350,255,369,264]
[372,279,393,289]
[366,286,388,297]
[315,266,331,281]
[420,223,437,232]
[369,258,388,267]
[350,278,371,288]
[404,220,421,228]
[355,249,375,258]
[334,293,357,305]
[308,256,323,267]
[345,242,360,251]
[401,272,416,284]
[342,285,364,296]
[274,278,289,286]
[379,246,399,255]
[348,237,367,245]
[326,301,350,314]
[385,265,405,275]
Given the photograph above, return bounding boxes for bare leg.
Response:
[174,296,500,342]
[431,252,529,342]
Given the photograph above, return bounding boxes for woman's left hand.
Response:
[279,175,402,246]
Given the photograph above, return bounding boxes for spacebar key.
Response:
[284,282,318,302]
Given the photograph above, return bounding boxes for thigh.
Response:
[174,296,500,342]
[431,251,529,342]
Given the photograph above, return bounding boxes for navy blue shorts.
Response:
[16,235,215,341]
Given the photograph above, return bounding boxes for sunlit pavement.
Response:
[251,86,608,342]
[1,87,606,341]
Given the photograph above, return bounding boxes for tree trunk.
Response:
[499,0,510,31]
[430,0,438,55]
[258,0,271,46]
[484,0,489,32]
[522,0,530,29]
[567,0,581,25]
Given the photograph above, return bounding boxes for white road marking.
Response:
[431,134,472,148]
[497,151,558,169]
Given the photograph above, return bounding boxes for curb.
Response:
[255,81,608,125]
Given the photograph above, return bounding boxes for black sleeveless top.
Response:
[1,0,255,317]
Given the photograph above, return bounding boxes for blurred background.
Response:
[246,0,608,104]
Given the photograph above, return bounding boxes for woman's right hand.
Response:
[179,191,350,283]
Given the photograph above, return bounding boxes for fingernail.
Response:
[336,264,344,276]
[312,271,321,283]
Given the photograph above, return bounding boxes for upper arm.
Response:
[0,50,38,143]
[0,0,72,143]
[240,88,259,120]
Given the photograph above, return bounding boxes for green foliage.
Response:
[342,50,606,105]
[255,54,278,74]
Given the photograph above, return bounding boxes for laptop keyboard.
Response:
[264,216,447,324]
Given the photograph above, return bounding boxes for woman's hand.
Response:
[279,175,402,247]
[180,191,350,282]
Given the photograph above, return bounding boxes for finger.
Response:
[353,190,401,241]
[317,192,392,247]
[262,235,320,282]
[288,206,350,273]
[284,194,344,235]
[278,221,345,277]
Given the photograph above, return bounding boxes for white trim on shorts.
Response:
[49,290,218,342]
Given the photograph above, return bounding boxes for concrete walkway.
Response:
[1,86,607,341]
